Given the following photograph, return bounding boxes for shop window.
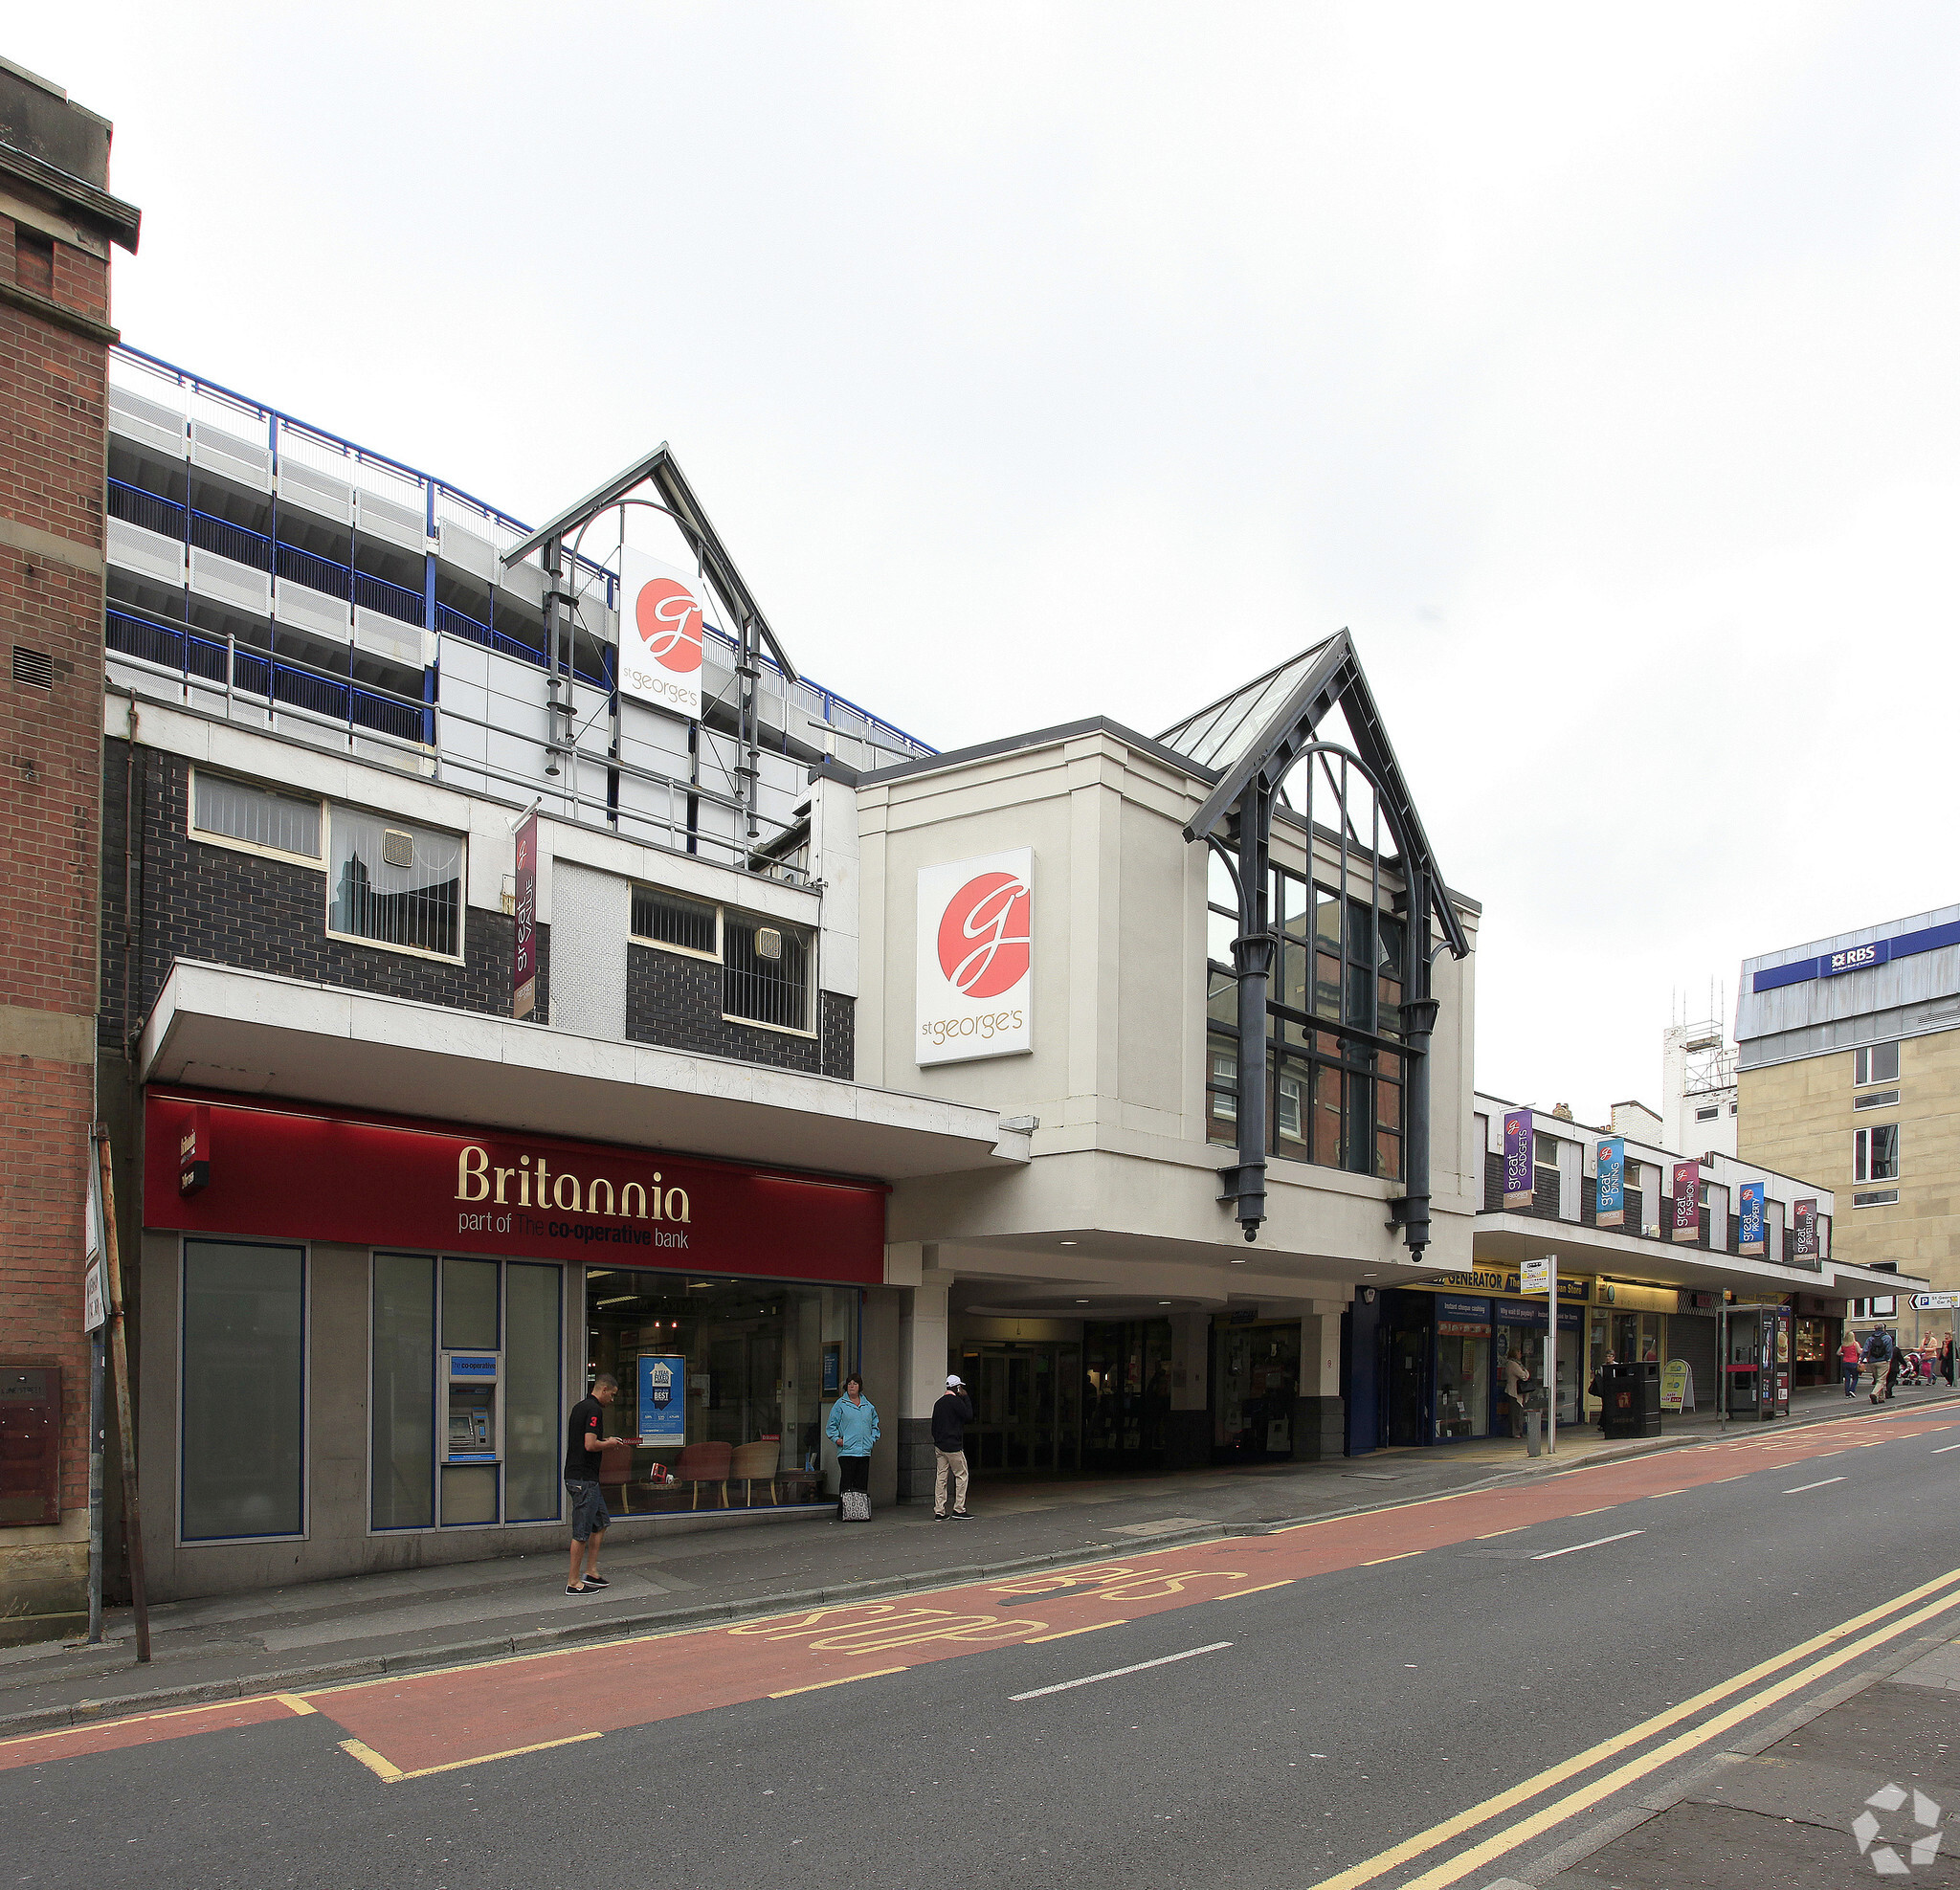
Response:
[328,807,463,959]
[631,885,718,957]
[371,1255,564,1532]
[722,912,811,1032]
[181,1239,305,1542]
[189,768,323,864]
[1854,1042,1900,1086]
[1853,1123,1900,1184]
[582,1271,857,1507]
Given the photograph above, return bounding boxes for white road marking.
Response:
[1011,1641,1233,1701]
[1933,1443,1960,1456]
[1784,1477,1848,1493]
[1531,1529,1644,1561]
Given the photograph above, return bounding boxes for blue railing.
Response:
[352,568,426,627]
[275,541,350,600]
[107,478,184,539]
[106,610,426,743]
[189,508,271,568]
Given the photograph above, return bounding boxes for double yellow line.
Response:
[1307,1564,1960,1890]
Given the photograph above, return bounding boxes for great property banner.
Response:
[916,848,1034,1066]
[1672,1160,1702,1241]
[1503,1109,1534,1207]
[617,547,707,722]
[1738,1180,1766,1256]
[1594,1136,1625,1227]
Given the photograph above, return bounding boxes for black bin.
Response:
[1598,1360,1661,1438]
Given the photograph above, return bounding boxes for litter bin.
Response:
[1598,1360,1661,1439]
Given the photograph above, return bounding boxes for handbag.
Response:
[840,1489,872,1523]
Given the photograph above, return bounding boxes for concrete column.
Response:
[1295,1304,1347,1461]
[1166,1310,1211,1469]
[896,1266,952,1501]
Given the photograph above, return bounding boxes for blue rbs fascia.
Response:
[1752,918,1960,993]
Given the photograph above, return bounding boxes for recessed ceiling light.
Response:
[1158,1301,1171,1307]
[1059,1239,1078,1247]
[1075,1299,1090,1305]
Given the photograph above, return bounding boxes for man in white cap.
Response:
[931,1372,975,1520]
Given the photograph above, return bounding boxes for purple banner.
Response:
[1793,1198,1816,1257]
[1672,1159,1701,1241]
[1503,1109,1534,1208]
[513,815,538,1020]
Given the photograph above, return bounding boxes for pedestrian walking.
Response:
[1942,1333,1956,1388]
[1838,1333,1863,1398]
[565,1371,626,1594]
[826,1373,880,1521]
[1588,1352,1615,1434]
[1500,1348,1532,1438]
[932,1373,975,1519]
[1864,1327,1894,1404]
[1887,1342,1908,1399]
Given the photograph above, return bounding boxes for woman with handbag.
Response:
[825,1374,880,1521]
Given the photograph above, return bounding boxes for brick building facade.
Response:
[0,57,139,1640]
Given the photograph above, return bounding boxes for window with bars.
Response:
[722,912,812,1032]
[631,885,718,956]
[327,809,463,959]
[1204,849,1406,1179]
[189,770,323,863]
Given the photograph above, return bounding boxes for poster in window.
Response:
[1503,1109,1534,1207]
[821,1341,842,1396]
[636,1353,686,1447]
[1594,1136,1624,1227]
[1737,1180,1766,1256]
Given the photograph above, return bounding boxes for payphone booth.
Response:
[1724,1305,1792,1420]
[441,1351,502,1524]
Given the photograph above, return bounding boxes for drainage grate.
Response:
[11,646,54,690]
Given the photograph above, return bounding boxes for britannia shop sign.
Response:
[916,848,1034,1066]
[144,1090,885,1283]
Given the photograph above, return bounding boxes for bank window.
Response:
[631,885,718,958]
[1853,1123,1900,1184]
[181,1239,305,1543]
[1855,1043,1900,1086]
[189,768,323,864]
[722,912,812,1033]
[327,808,463,960]
[370,1255,564,1531]
[582,1272,857,1511]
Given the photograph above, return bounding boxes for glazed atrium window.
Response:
[1205,850,1406,1180]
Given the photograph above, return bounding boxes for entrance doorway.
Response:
[1214,1320,1301,1459]
[1382,1292,1433,1448]
[1082,1320,1172,1470]
[957,1343,1081,1472]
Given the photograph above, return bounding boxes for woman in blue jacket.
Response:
[825,1374,880,1519]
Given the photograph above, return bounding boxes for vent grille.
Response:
[1854,1089,1900,1111]
[1853,1189,1900,1208]
[11,647,53,690]
[380,828,416,869]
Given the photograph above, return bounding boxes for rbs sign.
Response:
[916,848,1033,1066]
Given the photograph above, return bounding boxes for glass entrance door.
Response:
[1383,1293,1433,1448]
[1082,1320,1172,1471]
[958,1343,1080,1472]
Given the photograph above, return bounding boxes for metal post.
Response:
[95,1130,150,1663]
[1223,775,1273,1238]
[1547,1255,1559,1456]
[544,534,564,779]
[1399,861,1436,1256]
[84,1328,103,1643]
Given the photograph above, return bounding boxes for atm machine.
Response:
[441,1350,501,1523]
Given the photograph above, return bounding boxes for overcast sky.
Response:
[22,4,1958,1124]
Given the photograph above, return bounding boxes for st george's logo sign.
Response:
[618,546,707,722]
[917,849,1034,1065]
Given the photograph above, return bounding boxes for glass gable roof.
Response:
[1156,637,1338,772]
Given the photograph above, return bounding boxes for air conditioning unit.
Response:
[382,829,415,869]
[754,926,783,961]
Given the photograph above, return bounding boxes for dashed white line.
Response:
[1011,1641,1233,1701]
[1532,1529,1644,1561]
[1784,1477,1847,1493]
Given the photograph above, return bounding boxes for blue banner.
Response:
[1738,1180,1765,1256]
[1493,1300,1581,1332]
[1503,1108,1534,1207]
[636,1352,687,1446]
[1595,1136,1625,1227]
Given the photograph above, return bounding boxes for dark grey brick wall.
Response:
[100,740,547,1050]
[626,942,854,1079]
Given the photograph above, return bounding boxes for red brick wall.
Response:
[0,214,111,1535]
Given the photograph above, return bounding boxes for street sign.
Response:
[1520,1256,1551,1294]
[83,1138,107,1334]
[1911,1293,1960,1310]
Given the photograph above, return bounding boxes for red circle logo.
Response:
[937,872,1031,998]
[635,579,703,674]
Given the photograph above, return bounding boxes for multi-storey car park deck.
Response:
[101,345,933,881]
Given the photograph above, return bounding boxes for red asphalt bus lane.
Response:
[6,1407,1954,1782]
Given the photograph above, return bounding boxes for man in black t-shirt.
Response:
[565,1373,624,1594]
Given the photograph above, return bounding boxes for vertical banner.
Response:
[1672,1160,1702,1241]
[1793,1198,1817,1259]
[512,814,538,1020]
[1737,1180,1766,1256]
[83,1136,107,1333]
[1594,1136,1625,1228]
[636,1353,687,1446]
[617,547,706,723]
[1503,1109,1534,1207]
[916,849,1034,1065]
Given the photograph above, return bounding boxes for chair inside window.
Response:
[671,1440,734,1509]
[595,1437,638,1514]
[729,1439,781,1506]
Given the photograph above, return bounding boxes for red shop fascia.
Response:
[144,1087,887,1285]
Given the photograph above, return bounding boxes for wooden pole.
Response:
[95,1129,149,1663]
